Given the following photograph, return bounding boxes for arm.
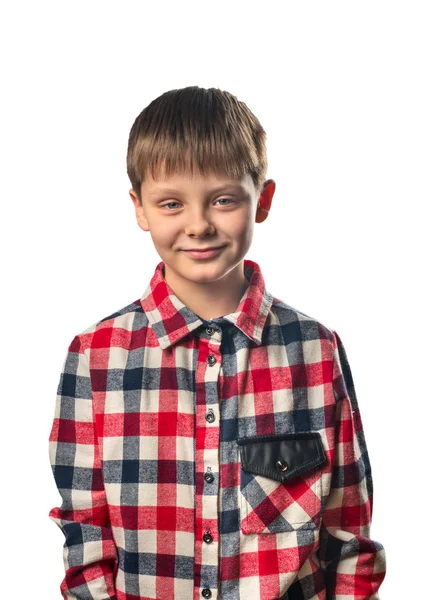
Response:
[318,330,386,599]
[48,334,118,599]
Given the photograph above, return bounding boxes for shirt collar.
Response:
[140,259,274,349]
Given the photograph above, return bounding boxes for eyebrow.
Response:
[148,184,245,196]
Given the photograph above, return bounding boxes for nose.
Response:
[184,208,215,236]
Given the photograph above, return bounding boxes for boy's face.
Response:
[129,169,275,290]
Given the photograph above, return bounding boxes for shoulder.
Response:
[71,297,147,352]
[270,295,337,346]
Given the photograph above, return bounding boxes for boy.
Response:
[48,86,386,599]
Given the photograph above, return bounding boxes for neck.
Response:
[163,262,250,321]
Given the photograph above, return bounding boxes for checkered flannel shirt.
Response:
[48,258,386,599]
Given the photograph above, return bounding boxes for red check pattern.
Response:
[48,258,386,599]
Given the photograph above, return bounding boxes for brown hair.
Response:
[126,86,268,204]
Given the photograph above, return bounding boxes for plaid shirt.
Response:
[48,258,386,600]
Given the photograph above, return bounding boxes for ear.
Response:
[255,179,276,223]
[129,188,150,232]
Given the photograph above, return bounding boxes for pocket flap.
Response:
[237,432,326,483]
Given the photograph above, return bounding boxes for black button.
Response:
[206,355,216,366]
[202,589,211,598]
[204,471,214,483]
[203,532,213,543]
[205,410,215,423]
[206,327,214,335]
[276,459,289,472]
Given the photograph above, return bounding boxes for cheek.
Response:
[224,209,254,233]
[229,214,255,240]
[149,221,177,244]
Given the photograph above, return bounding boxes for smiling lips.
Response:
[182,246,226,259]
[185,246,224,252]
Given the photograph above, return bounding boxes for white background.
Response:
[1,1,430,597]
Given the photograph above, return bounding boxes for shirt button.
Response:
[276,459,289,472]
[205,409,215,423]
[203,532,213,543]
[206,326,214,335]
[206,355,216,366]
[204,471,214,483]
[202,589,212,598]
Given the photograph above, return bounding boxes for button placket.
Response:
[195,327,222,597]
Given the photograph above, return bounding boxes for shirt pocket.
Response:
[237,432,326,534]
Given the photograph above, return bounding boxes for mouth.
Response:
[182,245,226,259]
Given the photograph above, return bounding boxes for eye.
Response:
[216,198,235,205]
[161,201,181,210]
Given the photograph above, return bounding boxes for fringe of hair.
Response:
[126,86,268,203]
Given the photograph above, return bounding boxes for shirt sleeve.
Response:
[317,329,386,599]
[48,334,118,599]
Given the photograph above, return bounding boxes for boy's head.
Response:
[126,86,276,296]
